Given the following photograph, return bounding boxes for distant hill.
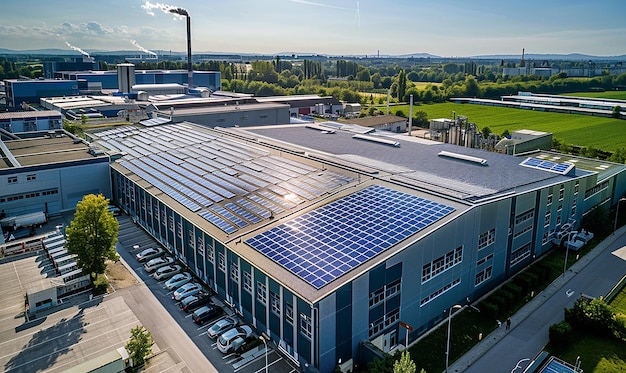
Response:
[0,48,625,61]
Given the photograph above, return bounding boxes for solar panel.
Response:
[246,185,455,289]
[199,210,237,234]
[519,157,574,175]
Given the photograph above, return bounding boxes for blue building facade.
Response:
[4,79,79,108]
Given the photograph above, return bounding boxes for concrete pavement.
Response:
[447,226,626,373]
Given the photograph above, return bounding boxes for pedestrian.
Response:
[506,317,511,330]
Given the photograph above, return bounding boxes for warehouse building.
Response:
[0,129,111,217]
[0,110,63,134]
[88,121,626,372]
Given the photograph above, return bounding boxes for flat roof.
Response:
[242,124,586,199]
[155,102,289,116]
[0,110,62,120]
[1,132,103,169]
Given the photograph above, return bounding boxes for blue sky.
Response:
[1,0,625,57]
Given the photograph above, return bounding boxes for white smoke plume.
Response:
[65,41,90,57]
[130,39,158,56]
[141,1,188,19]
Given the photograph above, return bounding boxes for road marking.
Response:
[566,289,575,297]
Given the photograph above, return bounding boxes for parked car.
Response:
[164,272,192,290]
[173,282,202,301]
[135,247,163,262]
[192,305,223,325]
[217,325,254,353]
[143,256,175,273]
[180,292,213,312]
[207,316,238,339]
[153,264,182,281]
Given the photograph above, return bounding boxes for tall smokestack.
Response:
[186,14,192,88]
[168,7,193,88]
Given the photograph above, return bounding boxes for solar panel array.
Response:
[519,157,574,175]
[96,123,354,234]
[246,185,456,289]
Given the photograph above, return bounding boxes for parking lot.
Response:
[116,215,300,373]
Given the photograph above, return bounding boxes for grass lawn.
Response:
[610,286,626,313]
[374,102,626,151]
[562,91,626,100]
[554,334,626,373]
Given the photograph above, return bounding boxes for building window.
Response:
[26,174,36,181]
[476,253,494,266]
[584,180,609,199]
[514,225,533,238]
[257,282,267,304]
[207,244,215,264]
[571,200,577,216]
[300,313,312,339]
[421,246,463,283]
[243,271,252,293]
[386,279,401,298]
[478,228,495,250]
[369,317,384,337]
[369,287,384,308]
[218,252,226,272]
[8,176,17,184]
[515,209,534,224]
[558,185,565,201]
[475,266,493,286]
[511,243,532,266]
[547,193,553,205]
[542,232,549,245]
[420,278,461,306]
[384,308,400,327]
[271,292,281,315]
[544,211,551,227]
[556,215,562,226]
[230,261,239,283]
[574,182,579,195]
[285,302,294,323]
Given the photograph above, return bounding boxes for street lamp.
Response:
[563,230,577,277]
[445,304,462,373]
[613,197,626,235]
[259,332,270,373]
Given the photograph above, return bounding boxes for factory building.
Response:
[87,121,626,372]
[0,110,63,133]
[0,129,111,217]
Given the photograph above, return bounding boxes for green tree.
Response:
[481,126,492,139]
[464,75,480,97]
[397,70,407,101]
[126,326,154,366]
[66,194,119,278]
[612,105,622,119]
[393,351,417,373]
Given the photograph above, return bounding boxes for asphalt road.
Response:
[460,230,626,373]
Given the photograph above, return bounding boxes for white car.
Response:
[217,325,253,353]
[153,264,182,281]
[172,282,202,301]
[143,256,175,273]
[207,316,238,339]
[165,272,192,290]
[135,247,163,262]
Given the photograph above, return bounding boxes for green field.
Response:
[563,91,626,100]
[376,102,626,152]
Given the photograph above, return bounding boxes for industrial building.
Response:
[84,120,625,372]
[0,110,63,133]
[4,79,80,108]
[341,114,408,133]
[0,129,111,218]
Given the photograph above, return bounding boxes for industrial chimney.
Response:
[169,7,193,88]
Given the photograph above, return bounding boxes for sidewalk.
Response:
[447,225,626,373]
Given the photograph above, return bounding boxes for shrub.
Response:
[565,297,614,337]
[480,301,499,319]
[549,321,573,352]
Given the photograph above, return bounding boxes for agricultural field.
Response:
[562,91,626,100]
[376,102,626,152]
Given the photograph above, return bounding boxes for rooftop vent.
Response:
[352,134,400,147]
[438,150,488,166]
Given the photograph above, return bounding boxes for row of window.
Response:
[476,253,494,267]
[0,188,58,203]
[585,180,609,199]
[511,243,532,266]
[475,266,493,286]
[513,225,533,238]
[478,228,496,250]
[421,246,463,283]
[6,174,37,184]
[368,308,400,337]
[420,278,461,306]
[515,209,534,224]
[368,279,402,308]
